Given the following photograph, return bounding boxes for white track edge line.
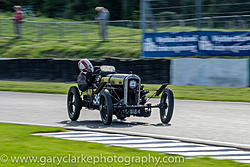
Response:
[1,120,250,150]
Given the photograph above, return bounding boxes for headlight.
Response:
[129,80,137,89]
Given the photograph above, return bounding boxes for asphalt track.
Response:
[0,91,249,147]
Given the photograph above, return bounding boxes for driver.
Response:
[77,59,96,92]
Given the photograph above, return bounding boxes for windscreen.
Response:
[100,66,116,72]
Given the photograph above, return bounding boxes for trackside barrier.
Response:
[170,58,250,87]
[249,59,250,86]
[1,58,249,87]
[0,58,171,84]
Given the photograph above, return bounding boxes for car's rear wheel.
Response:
[67,86,82,121]
[99,90,113,125]
[159,88,174,124]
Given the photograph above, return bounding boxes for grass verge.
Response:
[0,37,141,59]
[0,123,249,166]
[0,80,250,102]
[1,13,250,59]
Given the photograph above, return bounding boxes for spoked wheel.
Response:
[159,88,174,124]
[99,90,113,125]
[67,86,82,121]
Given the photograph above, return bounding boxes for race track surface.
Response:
[0,91,249,146]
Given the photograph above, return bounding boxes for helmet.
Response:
[78,59,94,73]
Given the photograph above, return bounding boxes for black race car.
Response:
[67,65,174,125]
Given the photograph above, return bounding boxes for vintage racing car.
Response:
[67,64,174,125]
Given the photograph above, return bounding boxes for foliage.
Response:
[1,0,249,21]
[151,0,250,20]
[0,0,139,20]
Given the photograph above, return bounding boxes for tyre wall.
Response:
[0,58,171,84]
[1,58,249,87]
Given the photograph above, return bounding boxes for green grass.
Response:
[1,12,250,59]
[0,80,72,94]
[147,84,250,102]
[0,123,250,166]
[0,80,250,102]
[0,37,141,59]
[0,12,141,59]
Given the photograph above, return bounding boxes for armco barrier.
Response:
[0,58,171,84]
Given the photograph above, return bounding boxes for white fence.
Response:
[0,15,249,41]
[0,19,141,41]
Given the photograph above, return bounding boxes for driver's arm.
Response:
[77,72,88,92]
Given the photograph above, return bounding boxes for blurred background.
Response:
[0,0,249,88]
[1,0,250,21]
[0,0,250,40]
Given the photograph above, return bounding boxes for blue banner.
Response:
[142,31,250,57]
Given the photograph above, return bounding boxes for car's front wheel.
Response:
[67,86,82,121]
[99,90,113,125]
[159,88,174,124]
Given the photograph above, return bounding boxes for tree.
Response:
[43,0,66,18]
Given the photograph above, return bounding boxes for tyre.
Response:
[67,86,82,121]
[159,88,174,124]
[99,90,113,125]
